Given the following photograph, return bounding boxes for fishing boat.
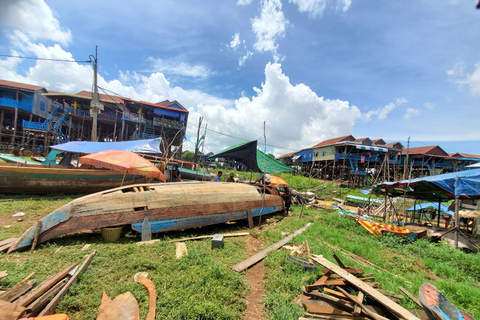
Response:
[358,219,427,240]
[0,162,146,194]
[419,283,476,320]
[8,181,284,252]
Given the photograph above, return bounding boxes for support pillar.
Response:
[11,108,18,146]
[68,116,72,141]
[0,109,4,142]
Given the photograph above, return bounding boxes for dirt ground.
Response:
[242,235,265,320]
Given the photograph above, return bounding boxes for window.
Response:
[322,151,326,156]
[330,149,334,155]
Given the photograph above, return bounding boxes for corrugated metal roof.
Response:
[400,145,449,157]
[312,135,356,148]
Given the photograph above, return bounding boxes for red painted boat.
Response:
[419,283,476,320]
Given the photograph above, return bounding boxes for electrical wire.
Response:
[0,54,92,63]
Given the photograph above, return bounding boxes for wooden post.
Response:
[68,116,72,141]
[0,109,4,142]
[412,199,417,223]
[437,199,441,228]
[120,117,125,142]
[11,107,18,146]
[454,198,459,249]
[383,192,387,222]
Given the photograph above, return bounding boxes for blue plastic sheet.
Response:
[51,138,162,154]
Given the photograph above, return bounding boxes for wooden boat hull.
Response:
[131,205,283,233]
[380,228,428,240]
[419,283,476,320]
[0,163,145,194]
[358,219,427,240]
[8,182,284,252]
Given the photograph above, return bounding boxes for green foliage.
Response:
[181,150,195,162]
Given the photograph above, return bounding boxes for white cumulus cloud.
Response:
[230,33,242,49]
[404,108,421,120]
[336,0,352,12]
[0,0,72,45]
[424,102,435,110]
[363,98,407,121]
[449,61,480,95]
[252,0,289,59]
[148,57,211,79]
[289,0,327,18]
[237,0,254,5]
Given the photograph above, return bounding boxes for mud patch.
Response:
[243,235,265,320]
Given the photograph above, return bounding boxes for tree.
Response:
[182,150,195,162]
[267,153,276,159]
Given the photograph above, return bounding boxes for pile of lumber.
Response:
[295,254,426,320]
[0,251,95,319]
[0,238,17,253]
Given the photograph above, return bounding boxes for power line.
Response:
[0,54,92,63]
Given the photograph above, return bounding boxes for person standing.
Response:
[255,172,271,185]
[226,172,235,182]
[213,171,223,182]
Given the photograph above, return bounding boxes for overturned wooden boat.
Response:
[419,283,476,320]
[358,219,427,240]
[0,162,146,194]
[8,182,284,252]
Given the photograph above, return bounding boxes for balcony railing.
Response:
[0,98,32,112]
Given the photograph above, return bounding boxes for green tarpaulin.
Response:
[208,140,292,173]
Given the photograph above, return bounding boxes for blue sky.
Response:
[0,0,479,155]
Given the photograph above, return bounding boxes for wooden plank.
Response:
[38,250,96,316]
[137,232,250,245]
[399,286,422,307]
[0,280,36,302]
[0,299,25,320]
[135,275,156,320]
[305,275,330,291]
[336,286,387,320]
[25,278,68,316]
[231,223,312,272]
[31,221,41,251]
[302,291,355,312]
[324,277,374,286]
[141,218,152,242]
[305,240,313,265]
[322,267,364,275]
[0,271,8,279]
[333,254,346,269]
[175,243,188,259]
[300,300,354,316]
[0,238,17,247]
[323,288,356,300]
[304,313,365,320]
[353,292,364,316]
[247,210,254,229]
[311,255,420,320]
[16,263,79,307]
[377,289,404,300]
[21,272,35,282]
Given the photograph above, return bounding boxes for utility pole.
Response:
[194,117,203,166]
[90,46,103,141]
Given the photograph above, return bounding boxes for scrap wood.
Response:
[0,299,25,320]
[0,271,8,279]
[353,292,365,317]
[323,288,357,300]
[231,223,312,272]
[303,291,355,312]
[377,289,404,301]
[398,287,422,308]
[0,238,17,252]
[323,267,364,275]
[304,313,367,319]
[96,291,140,320]
[305,275,330,291]
[305,240,313,265]
[136,232,250,245]
[16,262,79,307]
[300,299,354,316]
[324,277,375,286]
[335,287,388,320]
[53,246,63,255]
[332,254,346,269]
[31,221,42,251]
[38,250,96,316]
[0,279,36,302]
[134,274,156,320]
[25,278,68,316]
[311,255,420,320]
[175,243,188,259]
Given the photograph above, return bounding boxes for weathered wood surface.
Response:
[311,255,420,320]
[26,278,68,316]
[96,291,139,320]
[10,182,283,252]
[17,263,79,307]
[231,223,312,272]
[175,243,188,259]
[0,271,8,279]
[0,163,145,195]
[141,218,151,242]
[38,250,96,316]
[0,299,25,320]
[0,279,36,302]
[137,232,250,245]
[300,299,354,316]
[336,286,388,320]
[399,286,421,307]
[136,275,156,320]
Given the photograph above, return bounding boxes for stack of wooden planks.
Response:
[0,251,95,320]
[0,238,18,253]
[295,254,426,320]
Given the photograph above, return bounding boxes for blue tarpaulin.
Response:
[372,168,480,200]
[405,203,454,216]
[51,139,162,154]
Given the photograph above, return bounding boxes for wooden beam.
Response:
[137,232,250,245]
[0,279,36,302]
[398,286,422,308]
[311,255,420,320]
[38,250,96,316]
[25,278,68,316]
[231,223,312,272]
[336,286,388,320]
[17,263,79,307]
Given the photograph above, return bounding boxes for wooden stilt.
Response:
[11,107,18,146]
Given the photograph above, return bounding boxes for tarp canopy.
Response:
[405,202,454,216]
[52,138,162,154]
[208,140,293,173]
[372,168,480,201]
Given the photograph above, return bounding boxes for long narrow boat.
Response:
[419,283,476,320]
[8,182,284,252]
[0,162,146,194]
[358,219,427,240]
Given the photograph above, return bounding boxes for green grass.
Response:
[0,174,479,319]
